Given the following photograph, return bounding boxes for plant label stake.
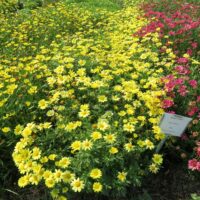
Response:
[156,113,192,153]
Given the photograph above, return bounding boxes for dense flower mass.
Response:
[137,0,200,173]
[0,0,199,199]
[0,1,175,198]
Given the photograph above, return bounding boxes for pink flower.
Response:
[166,75,175,80]
[184,24,192,31]
[176,29,184,35]
[175,78,184,85]
[165,81,176,92]
[175,65,190,75]
[191,42,198,49]
[175,65,184,72]
[197,162,200,171]
[177,57,188,64]
[197,96,200,102]
[188,159,198,170]
[188,80,197,88]
[169,31,175,36]
[178,85,188,96]
[162,99,174,108]
[168,23,176,29]
[186,48,193,56]
[187,107,199,116]
[197,147,200,157]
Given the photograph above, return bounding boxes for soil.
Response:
[142,161,200,200]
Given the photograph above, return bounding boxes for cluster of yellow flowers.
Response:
[0,1,176,199]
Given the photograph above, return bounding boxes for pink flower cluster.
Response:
[137,0,200,56]
[137,11,199,38]
[188,144,200,171]
[188,159,200,171]
[162,57,198,99]
[137,0,200,172]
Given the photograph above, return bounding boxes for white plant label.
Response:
[159,113,192,137]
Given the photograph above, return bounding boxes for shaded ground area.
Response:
[143,162,200,200]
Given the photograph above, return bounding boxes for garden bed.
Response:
[0,0,199,199]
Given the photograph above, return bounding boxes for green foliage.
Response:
[0,0,60,14]
[191,194,200,200]
[0,0,18,14]
[65,0,122,11]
